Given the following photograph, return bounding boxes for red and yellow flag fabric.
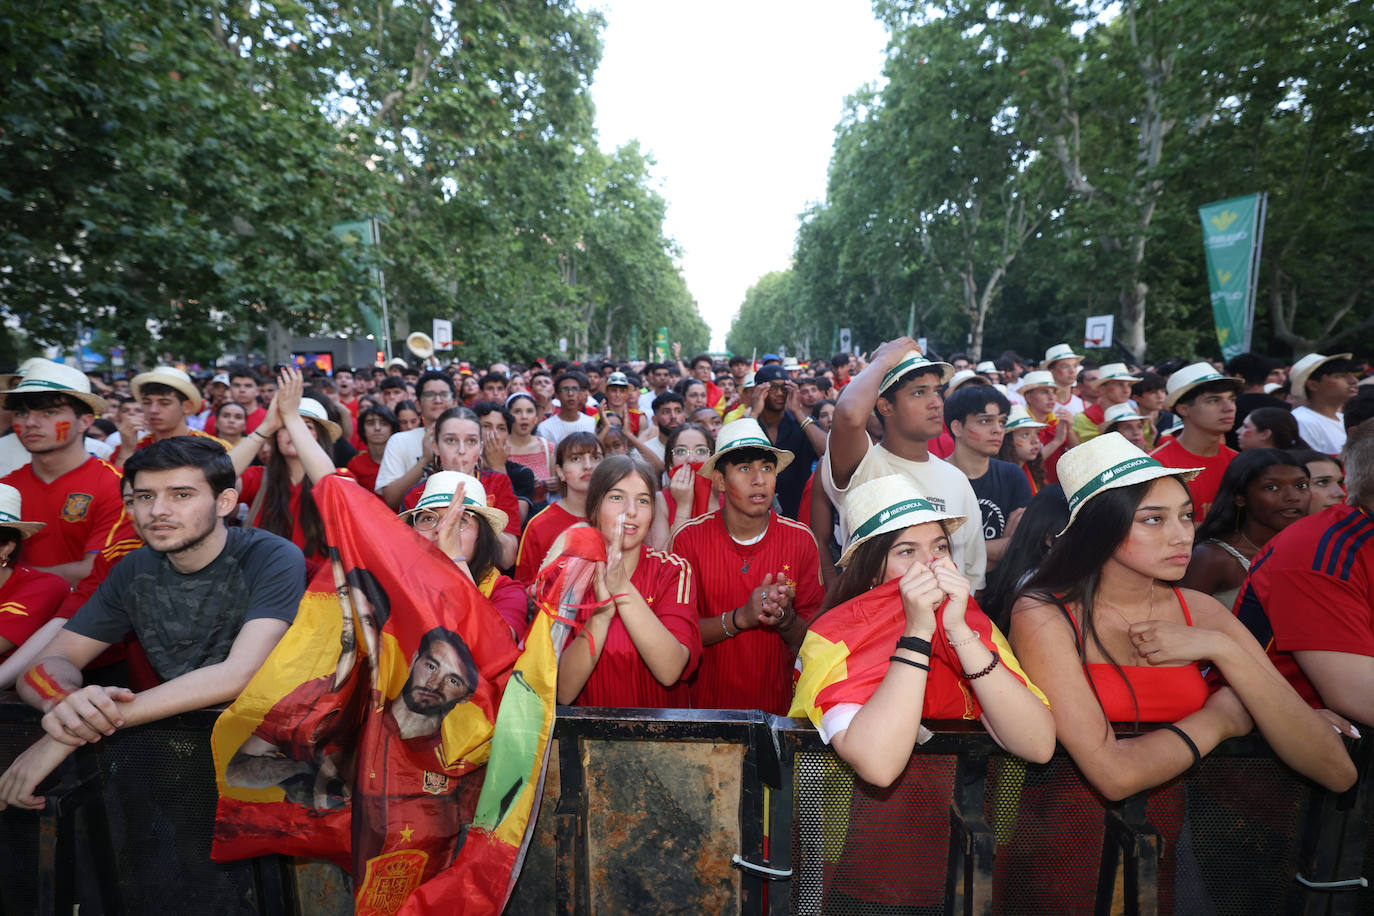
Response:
[211,475,558,915]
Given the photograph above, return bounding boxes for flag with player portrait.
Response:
[210,475,560,915]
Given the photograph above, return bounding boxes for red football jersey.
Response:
[3,457,138,569]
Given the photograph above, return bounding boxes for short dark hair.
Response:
[215,400,248,420]
[345,566,391,628]
[1174,379,1239,408]
[554,370,589,391]
[717,446,776,471]
[124,436,235,497]
[417,626,477,689]
[645,362,667,375]
[139,381,189,404]
[878,366,946,402]
[358,404,400,436]
[728,355,750,368]
[652,391,685,413]
[831,353,852,369]
[556,431,602,466]
[945,385,1011,430]
[1132,372,1167,396]
[690,354,713,370]
[378,376,407,392]
[5,391,94,417]
[228,367,259,385]
[1309,357,1360,386]
[1344,390,1374,432]
[478,372,506,390]
[1225,352,1275,387]
[417,370,456,398]
[473,400,513,432]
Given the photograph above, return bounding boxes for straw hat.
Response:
[6,360,107,416]
[1016,370,1056,394]
[1056,432,1200,535]
[946,369,987,392]
[837,475,967,569]
[975,361,998,375]
[1289,353,1353,400]
[0,484,45,538]
[132,366,203,413]
[1162,362,1242,410]
[0,357,48,394]
[878,349,954,398]
[1043,343,1082,366]
[781,357,802,371]
[1102,402,1147,426]
[699,418,793,477]
[298,398,342,444]
[401,471,509,536]
[740,372,757,390]
[1004,404,1047,431]
[1090,363,1141,389]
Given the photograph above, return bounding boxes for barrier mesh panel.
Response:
[794,748,1308,916]
[93,724,264,915]
[0,720,47,913]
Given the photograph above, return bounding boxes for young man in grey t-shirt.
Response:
[0,436,305,809]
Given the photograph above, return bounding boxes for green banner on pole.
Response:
[1199,194,1266,359]
[331,219,388,354]
[653,327,669,362]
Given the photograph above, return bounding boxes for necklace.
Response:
[729,525,767,573]
[1235,530,1261,557]
[1098,580,1156,631]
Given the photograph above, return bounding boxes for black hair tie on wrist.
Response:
[1160,723,1202,771]
[896,635,932,656]
[889,655,930,673]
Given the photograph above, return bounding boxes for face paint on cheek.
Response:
[11,424,20,437]
[55,421,71,442]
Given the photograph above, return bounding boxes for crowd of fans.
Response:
[0,338,1371,909]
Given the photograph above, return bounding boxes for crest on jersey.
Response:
[61,493,93,523]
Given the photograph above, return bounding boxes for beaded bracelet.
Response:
[962,654,1000,680]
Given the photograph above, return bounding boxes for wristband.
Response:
[720,611,735,639]
[799,416,814,430]
[1160,723,1202,769]
[251,428,269,440]
[731,607,743,634]
[896,635,932,656]
[889,655,930,673]
[24,663,71,705]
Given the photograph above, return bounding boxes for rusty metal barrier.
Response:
[1,698,1370,915]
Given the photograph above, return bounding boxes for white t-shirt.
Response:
[1292,405,1346,455]
[820,439,988,590]
[0,434,113,477]
[639,390,667,415]
[374,426,426,493]
[535,413,596,447]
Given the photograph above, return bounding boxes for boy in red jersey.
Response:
[670,418,824,714]
[1149,362,1241,520]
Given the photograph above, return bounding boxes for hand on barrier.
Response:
[43,684,134,746]
[0,735,75,810]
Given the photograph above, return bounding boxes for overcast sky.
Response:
[586,1,889,350]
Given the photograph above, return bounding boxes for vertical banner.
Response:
[331,218,392,359]
[1199,193,1266,359]
[653,327,669,362]
[627,326,640,361]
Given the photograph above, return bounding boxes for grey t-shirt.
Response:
[67,527,306,681]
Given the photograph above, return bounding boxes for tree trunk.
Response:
[265,320,292,365]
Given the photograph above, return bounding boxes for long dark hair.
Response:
[1018,477,1190,723]
[982,485,1069,631]
[259,444,325,558]
[1195,449,1308,543]
[999,427,1045,489]
[1245,407,1306,450]
[465,514,502,584]
[819,521,952,616]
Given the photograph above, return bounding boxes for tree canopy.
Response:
[1,0,707,367]
[733,0,1373,363]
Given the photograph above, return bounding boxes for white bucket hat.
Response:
[298,398,342,444]
[1289,353,1353,401]
[0,484,45,538]
[1102,402,1147,426]
[6,359,107,416]
[1162,362,1242,410]
[878,349,954,398]
[837,475,967,569]
[1044,343,1082,366]
[402,470,509,536]
[1090,363,1141,389]
[699,418,792,477]
[1004,404,1047,431]
[1056,432,1200,535]
[1017,370,1056,394]
[975,361,998,375]
[132,366,203,413]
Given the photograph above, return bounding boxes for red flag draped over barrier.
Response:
[211,475,558,914]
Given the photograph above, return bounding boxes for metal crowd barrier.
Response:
[0,699,1369,915]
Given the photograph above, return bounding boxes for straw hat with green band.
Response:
[401,470,509,537]
[0,484,45,538]
[1089,363,1141,389]
[698,418,793,477]
[132,365,203,413]
[837,475,967,569]
[5,360,107,416]
[1161,362,1242,411]
[1289,352,1354,400]
[1004,404,1047,431]
[1055,432,1200,536]
[878,349,954,399]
